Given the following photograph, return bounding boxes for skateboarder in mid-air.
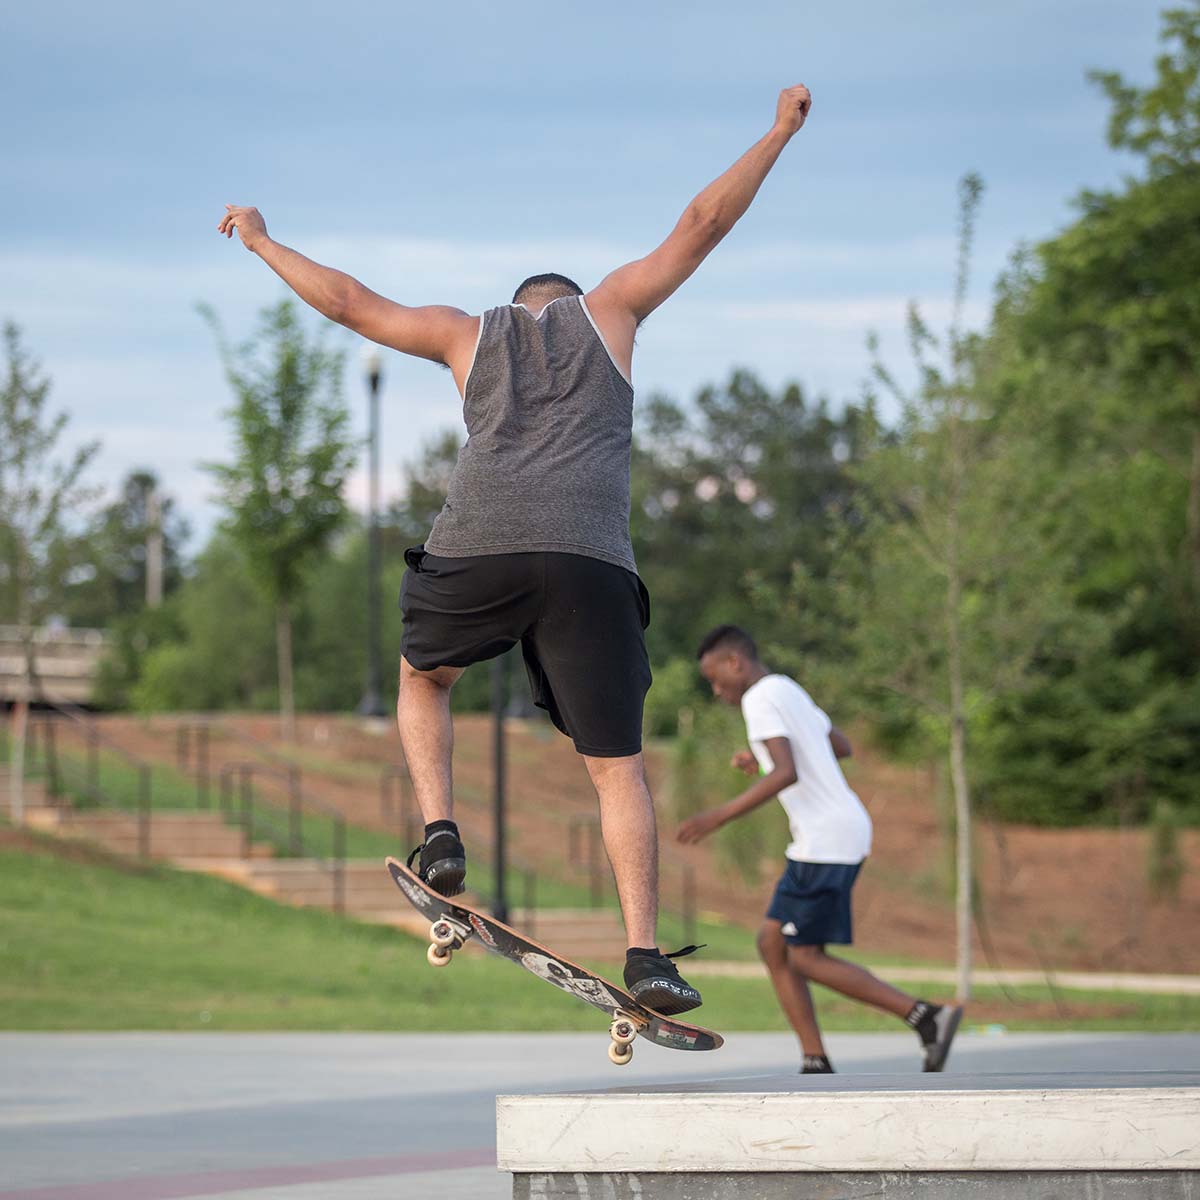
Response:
[218,84,814,1016]
[679,625,963,1071]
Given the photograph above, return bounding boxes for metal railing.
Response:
[174,720,213,807]
[216,759,347,914]
[380,762,417,848]
[26,703,156,859]
[568,814,696,942]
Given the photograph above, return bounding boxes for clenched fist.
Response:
[218,205,269,251]
[731,750,759,777]
[774,84,812,137]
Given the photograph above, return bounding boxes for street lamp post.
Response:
[491,653,509,923]
[356,348,387,718]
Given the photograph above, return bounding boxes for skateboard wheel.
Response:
[608,1042,634,1066]
[610,1019,637,1047]
[430,921,457,949]
[427,942,453,967]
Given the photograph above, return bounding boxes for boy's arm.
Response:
[676,737,796,845]
[217,205,479,372]
[585,84,812,377]
[830,726,853,759]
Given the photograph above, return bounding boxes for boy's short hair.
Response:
[696,624,758,661]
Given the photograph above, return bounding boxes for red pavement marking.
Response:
[0,1147,496,1200]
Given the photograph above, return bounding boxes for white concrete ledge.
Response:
[497,1078,1200,1174]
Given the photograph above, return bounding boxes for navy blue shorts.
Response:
[766,860,863,946]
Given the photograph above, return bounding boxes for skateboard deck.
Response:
[385,856,723,1065]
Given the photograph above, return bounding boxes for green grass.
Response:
[3,829,1198,1033]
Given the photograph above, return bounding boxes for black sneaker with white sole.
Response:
[622,945,704,1016]
[919,1003,964,1072]
[407,831,466,898]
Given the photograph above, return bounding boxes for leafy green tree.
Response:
[818,177,1092,999]
[387,429,462,548]
[1089,3,1200,177]
[132,534,276,712]
[1068,2,1200,640]
[293,524,407,712]
[62,470,190,629]
[0,321,99,820]
[202,300,355,738]
[0,323,100,646]
[631,370,868,667]
[972,5,1200,821]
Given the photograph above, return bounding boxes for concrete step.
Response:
[0,766,48,807]
[499,1073,1200,1199]
[25,809,273,860]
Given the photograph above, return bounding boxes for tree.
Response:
[131,533,275,712]
[0,321,99,820]
[826,177,1091,1000]
[630,370,868,667]
[61,469,190,629]
[388,429,462,548]
[1078,2,1200,638]
[971,5,1200,821]
[202,300,355,739]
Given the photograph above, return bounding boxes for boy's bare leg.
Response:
[396,656,464,824]
[757,920,827,1056]
[583,752,657,949]
[788,944,915,1017]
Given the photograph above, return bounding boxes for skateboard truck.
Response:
[608,1014,639,1065]
[427,917,470,967]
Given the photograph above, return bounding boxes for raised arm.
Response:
[217,206,479,387]
[585,85,811,376]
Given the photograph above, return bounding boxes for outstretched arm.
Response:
[676,737,797,844]
[586,84,811,372]
[217,206,478,376]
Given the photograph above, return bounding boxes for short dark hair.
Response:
[696,624,758,661]
[512,273,584,306]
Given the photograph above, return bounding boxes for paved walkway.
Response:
[3,1032,1197,1199]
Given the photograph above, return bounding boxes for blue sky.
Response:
[2,0,1163,546]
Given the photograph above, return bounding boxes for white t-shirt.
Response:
[740,674,872,864]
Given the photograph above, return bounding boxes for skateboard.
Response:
[385,856,723,1065]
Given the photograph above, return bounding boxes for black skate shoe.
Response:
[909,1002,963,1073]
[407,830,466,898]
[622,945,704,1016]
[799,1054,835,1074]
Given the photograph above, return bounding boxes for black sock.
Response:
[424,820,460,841]
[905,1000,940,1044]
[626,947,660,960]
[801,1054,834,1074]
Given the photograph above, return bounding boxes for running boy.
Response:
[679,624,962,1072]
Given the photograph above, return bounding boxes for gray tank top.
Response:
[425,295,637,573]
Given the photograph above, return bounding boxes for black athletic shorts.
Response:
[399,547,652,757]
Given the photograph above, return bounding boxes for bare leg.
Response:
[582,752,657,949]
[396,656,464,825]
[757,920,827,1056]
[788,944,916,1018]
